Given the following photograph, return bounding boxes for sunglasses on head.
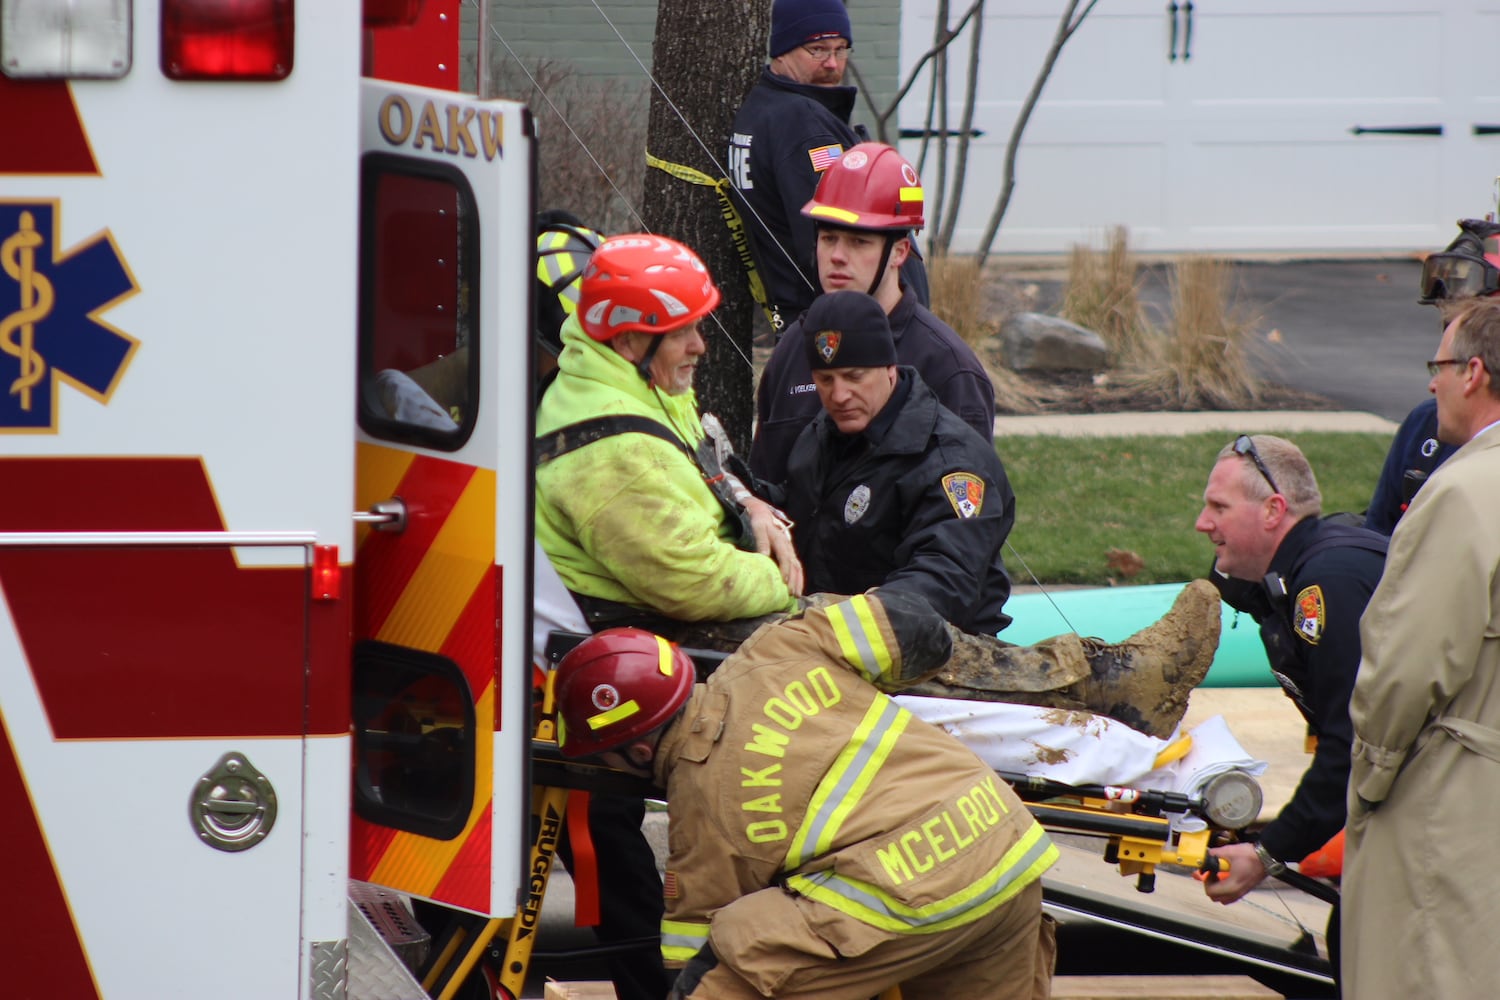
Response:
[1232,435,1281,496]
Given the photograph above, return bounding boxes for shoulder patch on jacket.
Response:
[1293,584,1324,645]
[942,472,985,518]
[808,144,843,172]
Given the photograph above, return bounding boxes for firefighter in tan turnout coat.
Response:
[553,590,1059,1000]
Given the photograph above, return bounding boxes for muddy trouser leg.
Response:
[556,793,672,1000]
[903,580,1222,739]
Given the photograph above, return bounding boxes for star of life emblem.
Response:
[844,484,871,524]
[1,200,138,432]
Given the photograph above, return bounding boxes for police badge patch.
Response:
[1293,585,1324,645]
[942,473,985,518]
[844,483,871,524]
[814,329,841,364]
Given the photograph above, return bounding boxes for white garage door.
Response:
[899,0,1500,254]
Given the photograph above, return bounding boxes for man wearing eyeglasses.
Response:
[1364,219,1500,532]
[1194,434,1387,988]
[1343,296,1500,999]
[728,0,928,333]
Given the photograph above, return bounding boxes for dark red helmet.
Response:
[554,628,695,758]
[578,235,722,341]
[801,142,925,232]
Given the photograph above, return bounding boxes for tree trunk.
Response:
[642,0,769,450]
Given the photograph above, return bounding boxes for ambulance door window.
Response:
[357,153,479,450]
[352,640,475,840]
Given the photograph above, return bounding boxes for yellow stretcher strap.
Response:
[645,151,776,329]
[1152,734,1193,770]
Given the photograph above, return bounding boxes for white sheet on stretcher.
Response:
[896,696,1268,801]
[533,560,1265,802]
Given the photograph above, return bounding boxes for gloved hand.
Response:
[869,587,952,682]
[666,942,719,1000]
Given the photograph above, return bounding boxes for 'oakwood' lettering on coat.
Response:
[737,666,844,844]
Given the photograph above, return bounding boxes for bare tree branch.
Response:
[973,0,1100,267]
[855,0,984,144]
[936,9,982,254]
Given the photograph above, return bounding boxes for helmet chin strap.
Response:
[635,334,665,386]
[868,232,901,297]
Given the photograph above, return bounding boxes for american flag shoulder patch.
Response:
[808,144,843,172]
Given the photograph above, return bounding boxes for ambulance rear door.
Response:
[349,77,537,919]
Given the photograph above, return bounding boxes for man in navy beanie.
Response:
[759,291,1013,637]
[728,0,928,334]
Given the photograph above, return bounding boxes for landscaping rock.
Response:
[999,312,1109,372]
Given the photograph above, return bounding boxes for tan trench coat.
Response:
[1345,424,1500,998]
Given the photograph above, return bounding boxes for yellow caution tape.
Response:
[646,151,777,329]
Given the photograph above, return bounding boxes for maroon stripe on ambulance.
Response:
[355,455,477,640]
[0,458,349,739]
[0,712,101,999]
[0,78,98,175]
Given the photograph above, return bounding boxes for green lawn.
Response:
[997,430,1394,586]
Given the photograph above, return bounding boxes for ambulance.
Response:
[1,2,540,997]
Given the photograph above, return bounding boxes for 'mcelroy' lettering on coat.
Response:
[875,775,1011,885]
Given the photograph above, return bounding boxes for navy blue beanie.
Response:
[770,0,852,58]
[803,291,895,370]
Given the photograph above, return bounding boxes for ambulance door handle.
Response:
[354,498,407,533]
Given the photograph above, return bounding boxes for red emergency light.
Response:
[161,0,294,81]
[312,544,340,601]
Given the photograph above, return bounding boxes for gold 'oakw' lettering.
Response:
[376,95,504,162]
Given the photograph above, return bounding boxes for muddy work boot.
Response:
[903,579,1221,739]
[1067,579,1221,738]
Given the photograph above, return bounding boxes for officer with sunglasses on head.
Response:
[1364,218,1500,532]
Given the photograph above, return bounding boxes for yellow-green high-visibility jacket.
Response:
[654,594,1057,966]
[535,315,796,622]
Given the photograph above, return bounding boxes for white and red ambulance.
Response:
[1,3,539,997]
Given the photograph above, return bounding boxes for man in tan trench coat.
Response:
[1344,296,1500,997]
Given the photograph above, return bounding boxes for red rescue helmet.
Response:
[554,628,695,758]
[1418,218,1500,304]
[801,142,925,232]
[578,235,722,341]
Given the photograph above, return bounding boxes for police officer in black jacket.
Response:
[1195,434,1386,992]
[762,291,1014,636]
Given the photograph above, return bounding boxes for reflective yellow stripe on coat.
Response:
[785,695,908,869]
[660,918,710,964]
[826,594,893,684]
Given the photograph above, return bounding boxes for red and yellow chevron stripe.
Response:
[350,442,503,914]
